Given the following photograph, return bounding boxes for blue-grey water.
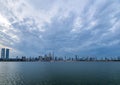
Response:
[0,62,120,85]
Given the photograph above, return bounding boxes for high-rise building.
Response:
[1,48,5,59]
[6,49,9,59]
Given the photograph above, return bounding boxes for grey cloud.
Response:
[0,0,120,57]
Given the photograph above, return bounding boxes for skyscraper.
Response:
[1,48,5,59]
[6,49,9,59]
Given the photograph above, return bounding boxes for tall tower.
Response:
[1,48,5,59]
[6,49,9,59]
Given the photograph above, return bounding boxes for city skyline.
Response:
[1,48,120,62]
[0,0,120,57]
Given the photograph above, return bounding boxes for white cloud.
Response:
[0,0,120,57]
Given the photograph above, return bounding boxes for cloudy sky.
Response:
[0,0,120,57]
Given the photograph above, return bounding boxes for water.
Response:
[0,62,120,85]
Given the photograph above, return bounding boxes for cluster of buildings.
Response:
[0,48,9,60]
[1,48,120,62]
[20,55,120,62]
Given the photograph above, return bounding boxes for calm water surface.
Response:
[0,62,120,85]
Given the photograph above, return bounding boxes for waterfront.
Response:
[0,62,120,85]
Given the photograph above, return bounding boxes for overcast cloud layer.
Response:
[0,0,120,57]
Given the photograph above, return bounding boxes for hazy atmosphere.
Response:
[0,0,120,57]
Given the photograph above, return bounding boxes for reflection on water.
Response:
[0,62,24,85]
[0,62,120,85]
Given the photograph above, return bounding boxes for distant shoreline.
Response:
[0,60,120,62]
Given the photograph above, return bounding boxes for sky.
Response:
[0,0,120,57]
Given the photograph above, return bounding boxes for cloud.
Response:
[0,0,120,57]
